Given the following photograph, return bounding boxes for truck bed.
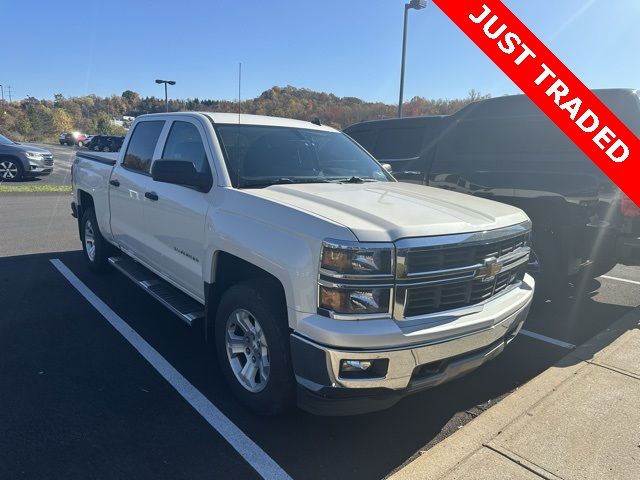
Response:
[76,151,118,165]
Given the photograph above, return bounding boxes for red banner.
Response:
[432,0,640,206]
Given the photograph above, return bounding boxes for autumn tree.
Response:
[0,86,489,142]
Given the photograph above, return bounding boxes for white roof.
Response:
[134,111,337,132]
[202,112,337,132]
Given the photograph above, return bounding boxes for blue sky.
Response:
[2,0,638,103]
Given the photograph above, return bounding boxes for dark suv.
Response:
[85,135,124,152]
[344,89,640,295]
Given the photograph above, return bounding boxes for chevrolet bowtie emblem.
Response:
[477,257,502,280]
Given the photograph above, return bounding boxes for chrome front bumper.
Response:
[295,299,529,392]
[292,273,533,395]
[27,158,54,175]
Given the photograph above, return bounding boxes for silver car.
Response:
[0,134,54,181]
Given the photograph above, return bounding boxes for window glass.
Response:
[373,127,425,159]
[122,121,164,173]
[161,121,208,172]
[346,129,373,152]
[0,134,15,145]
[215,124,391,188]
[449,118,579,157]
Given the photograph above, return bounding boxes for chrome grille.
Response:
[395,222,531,320]
[405,232,528,275]
[403,266,527,317]
[43,155,54,166]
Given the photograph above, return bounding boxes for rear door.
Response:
[140,117,214,300]
[109,120,165,261]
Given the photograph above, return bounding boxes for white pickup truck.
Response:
[71,112,534,415]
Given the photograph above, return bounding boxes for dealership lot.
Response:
[1,193,639,480]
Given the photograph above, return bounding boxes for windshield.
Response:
[215,124,393,188]
[0,134,16,145]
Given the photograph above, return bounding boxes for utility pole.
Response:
[398,0,427,118]
[0,85,4,102]
[6,86,13,103]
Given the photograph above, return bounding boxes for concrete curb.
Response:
[388,307,640,479]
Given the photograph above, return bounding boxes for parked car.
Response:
[71,112,534,415]
[344,89,640,295]
[85,135,125,152]
[0,134,54,181]
[59,131,88,146]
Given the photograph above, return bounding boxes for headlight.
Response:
[319,285,391,315]
[319,239,394,318]
[25,151,44,160]
[320,240,394,277]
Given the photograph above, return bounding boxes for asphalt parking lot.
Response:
[1,193,639,480]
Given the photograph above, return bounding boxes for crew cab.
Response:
[71,112,534,415]
[344,89,640,296]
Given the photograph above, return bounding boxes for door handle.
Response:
[109,179,120,187]
[145,191,159,201]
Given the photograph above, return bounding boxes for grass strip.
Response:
[0,184,72,193]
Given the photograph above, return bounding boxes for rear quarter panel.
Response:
[74,152,118,243]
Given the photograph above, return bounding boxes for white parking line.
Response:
[519,329,576,349]
[50,259,292,480]
[601,275,640,286]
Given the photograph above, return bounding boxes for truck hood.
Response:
[245,182,529,242]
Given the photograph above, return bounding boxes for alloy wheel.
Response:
[0,161,18,180]
[84,219,96,262]
[225,308,270,393]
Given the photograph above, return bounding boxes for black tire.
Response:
[80,207,111,273]
[215,280,295,415]
[0,158,23,182]
[531,229,569,300]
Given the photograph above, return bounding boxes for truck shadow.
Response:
[1,250,637,480]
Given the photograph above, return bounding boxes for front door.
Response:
[141,118,213,301]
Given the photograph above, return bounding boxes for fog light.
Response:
[342,360,373,372]
[339,358,389,379]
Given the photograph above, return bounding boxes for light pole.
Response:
[155,79,176,112]
[398,0,427,118]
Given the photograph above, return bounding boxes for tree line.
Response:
[0,86,489,143]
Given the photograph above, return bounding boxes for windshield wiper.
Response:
[329,176,378,184]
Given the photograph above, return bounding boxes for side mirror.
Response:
[152,159,212,191]
[382,163,393,173]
